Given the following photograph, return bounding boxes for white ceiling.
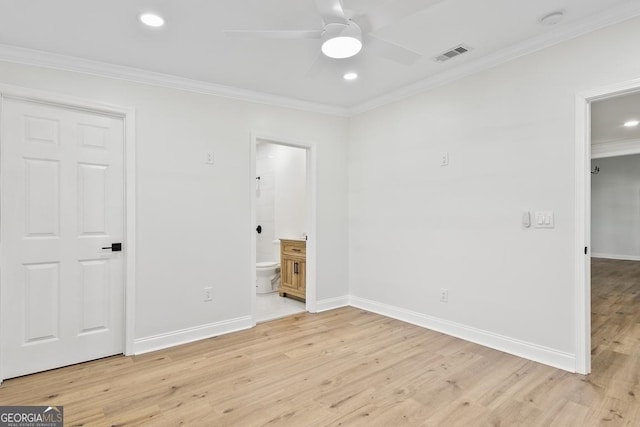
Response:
[592,92,640,144]
[0,0,639,112]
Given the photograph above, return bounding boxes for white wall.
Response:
[591,154,640,260]
[348,16,640,369]
[0,60,349,347]
[255,142,307,263]
[273,144,307,240]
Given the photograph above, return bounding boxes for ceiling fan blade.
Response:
[364,34,421,66]
[223,30,322,39]
[304,52,327,78]
[365,0,445,32]
[314,0,347,25]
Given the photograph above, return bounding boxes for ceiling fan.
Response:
[223,0,443,67]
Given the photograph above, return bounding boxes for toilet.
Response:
[256,261,280,294]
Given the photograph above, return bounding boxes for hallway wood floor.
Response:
[0,258,639,426]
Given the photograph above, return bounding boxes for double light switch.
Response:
[534,211,554,228]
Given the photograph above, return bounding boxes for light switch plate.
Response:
[534,211,554,228]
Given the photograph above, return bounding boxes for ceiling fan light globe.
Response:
[322,36,362,59]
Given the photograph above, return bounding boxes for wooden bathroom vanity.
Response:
[279,239,306,301]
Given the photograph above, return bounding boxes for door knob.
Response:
[256,225,262,234]
[102,243,122,252]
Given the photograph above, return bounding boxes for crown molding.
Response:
[592,138,640,159]
[347,2,640,116]
[0,44,349,117]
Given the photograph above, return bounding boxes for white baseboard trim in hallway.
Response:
[133,316,253,355]
[349,296,576,372]
[591,253,640,261]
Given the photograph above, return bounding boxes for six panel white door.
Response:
[0,97,125,379]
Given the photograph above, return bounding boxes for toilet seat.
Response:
[257,261,279,269]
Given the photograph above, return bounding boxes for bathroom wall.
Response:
[274,144,307,239]
[256,142,307,263]
[591,154,640,260]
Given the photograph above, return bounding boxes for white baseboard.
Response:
[133,316,253,355]
[591,253,640,261]
[131,296,577,372]
[316,295,350,312]
[349,296,576,372]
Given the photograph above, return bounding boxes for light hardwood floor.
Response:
[0,258,639,426]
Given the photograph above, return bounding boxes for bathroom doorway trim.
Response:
[249,132,317,324]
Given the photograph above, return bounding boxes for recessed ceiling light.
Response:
[343,72,358,81]
[139,13,165,28]
[539,11,564,26]
[624,120,639,127]
[321,22,362,59]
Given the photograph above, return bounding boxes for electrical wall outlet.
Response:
[440,288,449,303]
[203,287,213,302]
[440,152,449,166]
[205,151,215,165]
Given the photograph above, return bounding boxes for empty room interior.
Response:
[1,0,640,425]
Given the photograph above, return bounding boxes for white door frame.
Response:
[574,77,640,375]
[0,84,136,380]
[249,132,317,323]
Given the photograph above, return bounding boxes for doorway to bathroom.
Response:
[251,135,315,323]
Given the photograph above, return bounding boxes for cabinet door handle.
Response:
[294,262,298,274]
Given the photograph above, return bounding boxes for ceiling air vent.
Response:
[434,44,472,62]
